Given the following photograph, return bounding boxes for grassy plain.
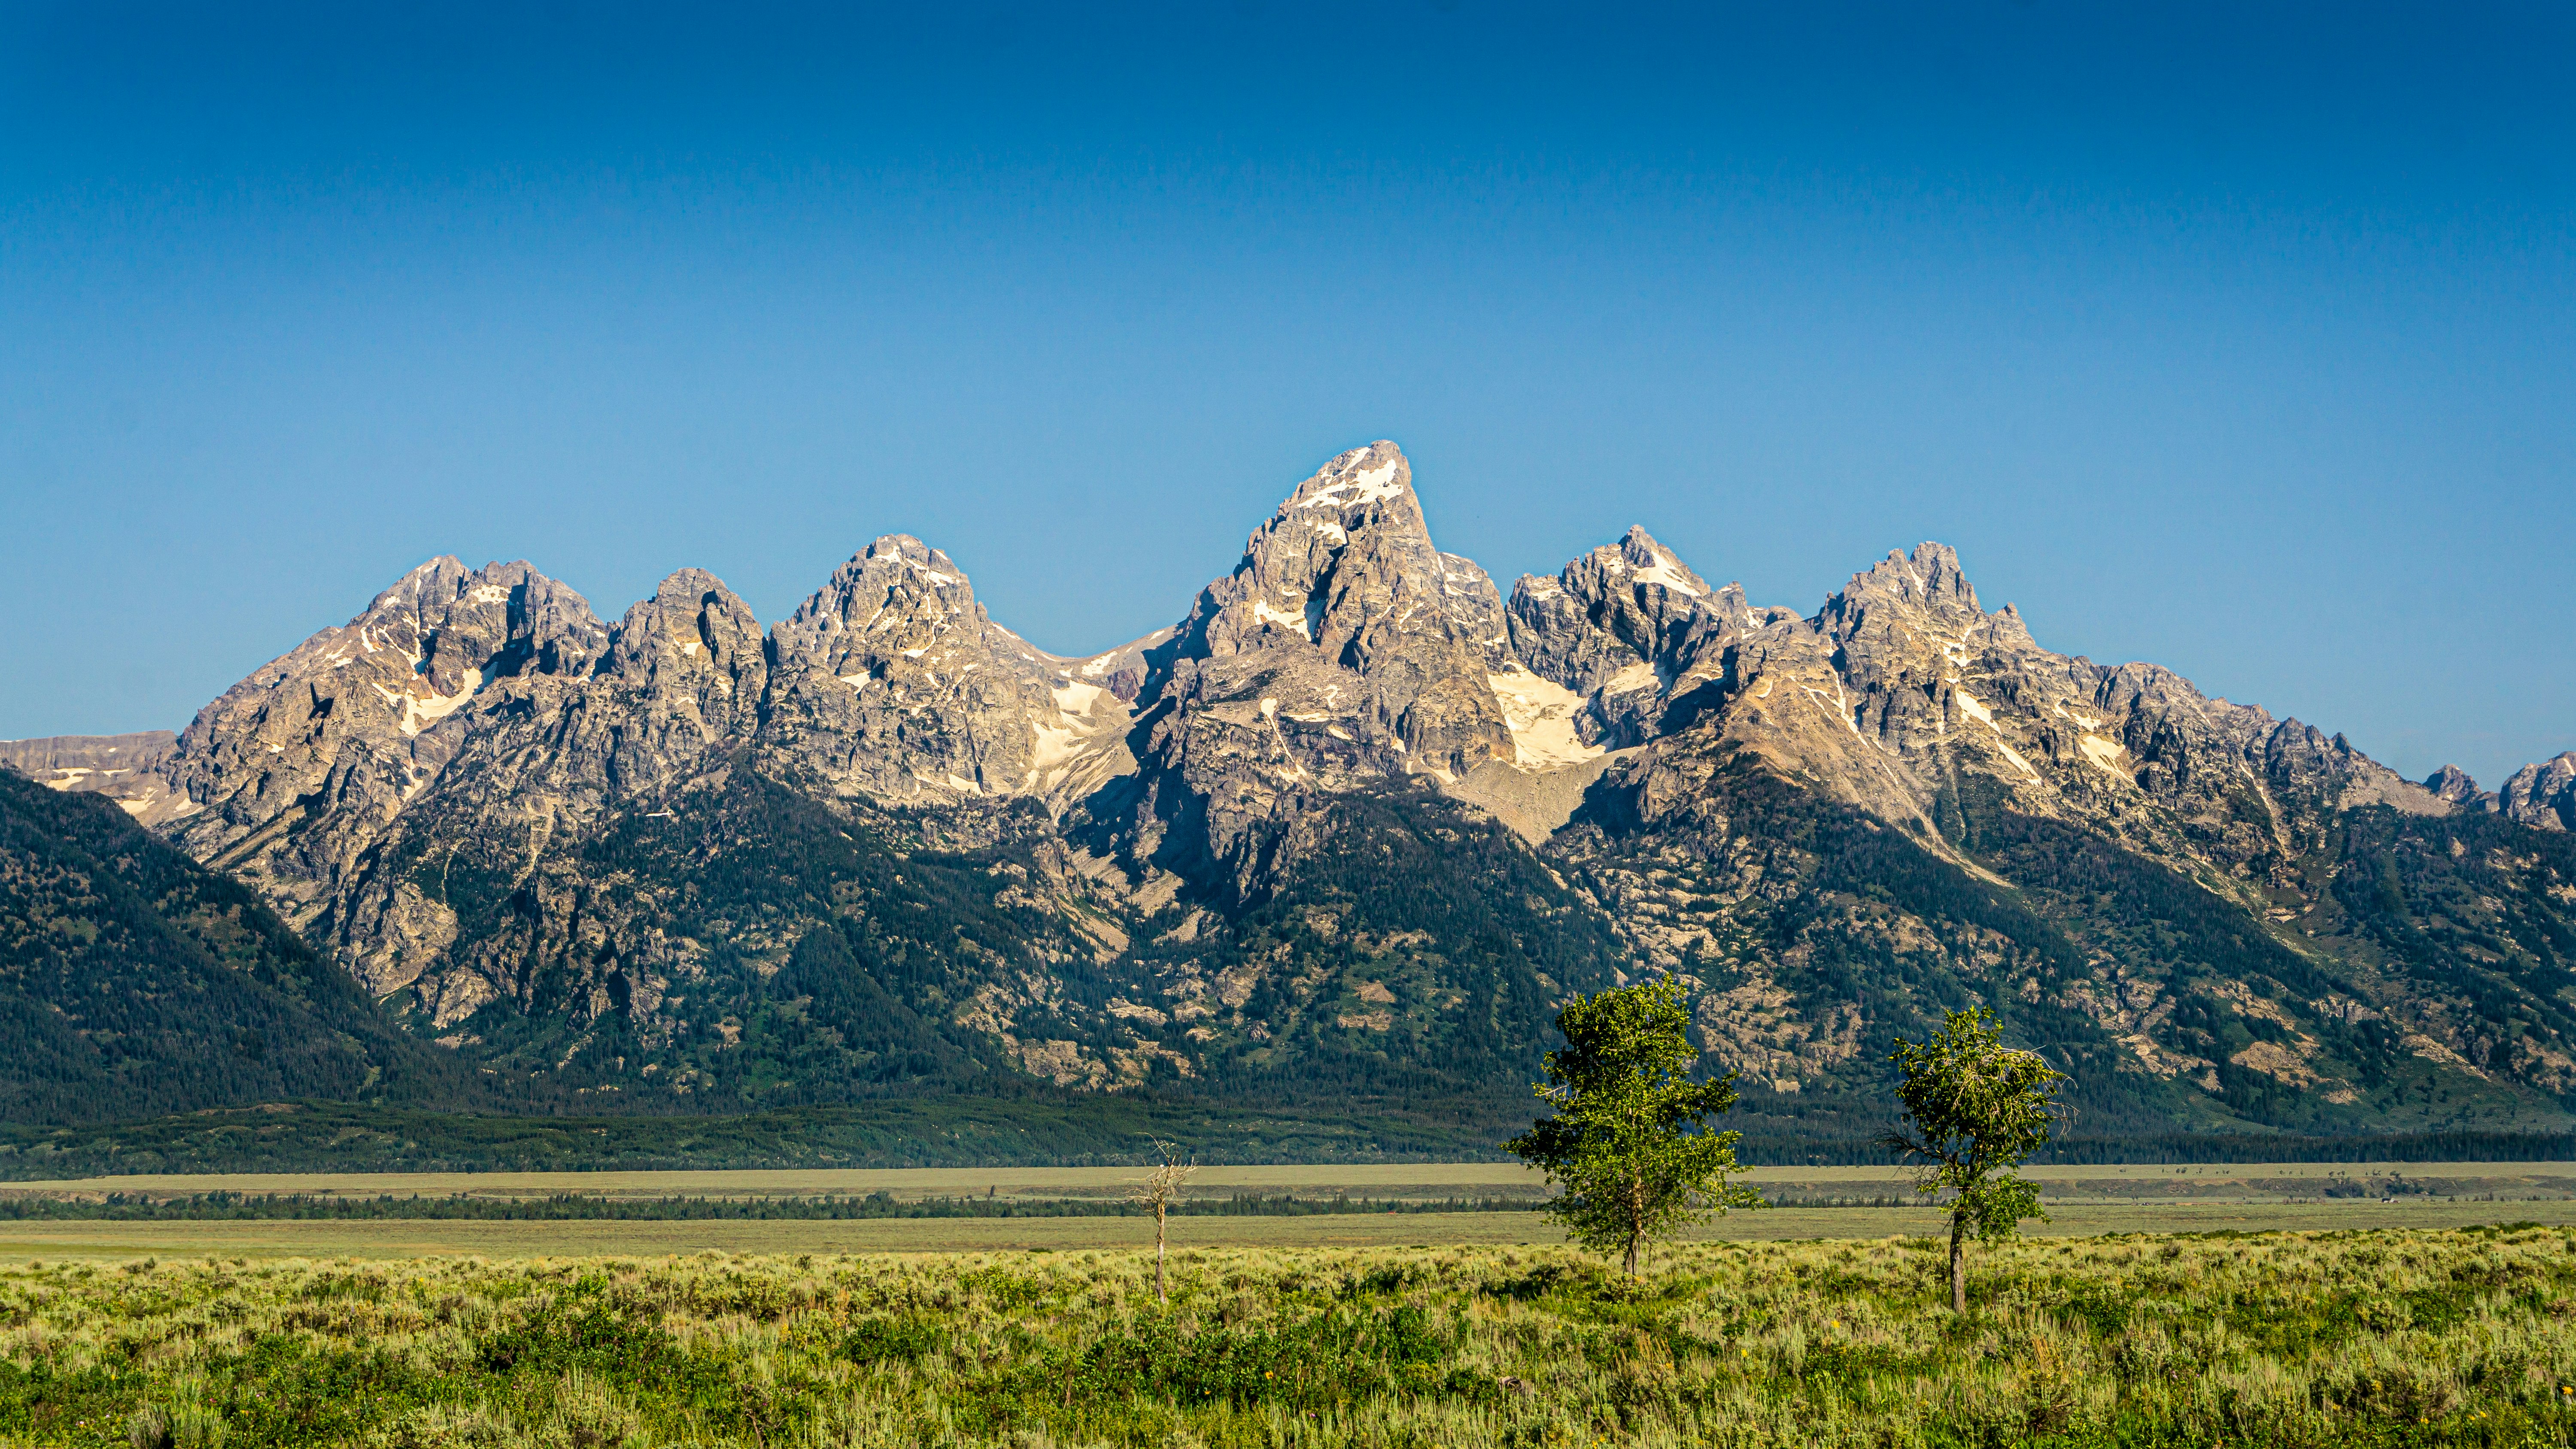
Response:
[14,1202,2576,1263]
[13,1158,2575,1205]
[6,1161,2575,1261]
[0,1164,1553,1205]
[9,1227,2576,1446]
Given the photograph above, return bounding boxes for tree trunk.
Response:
[1625,1167,1645,1280]
[1155,1203,1168,1302]
[1948,1210,1968,1314]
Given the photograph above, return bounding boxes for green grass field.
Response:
[12,1200,2576,1263]
[10,1225,2576,1446]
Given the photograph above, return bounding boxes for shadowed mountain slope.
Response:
[0,768,486,1126]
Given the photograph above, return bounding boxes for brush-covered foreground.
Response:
[6,1230,2576,1449]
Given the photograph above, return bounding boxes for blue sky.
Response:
[3,2,2570,787]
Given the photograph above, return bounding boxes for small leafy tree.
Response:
[1504,977,1756,1279]
[1127,1137,1196,1303]
[1883,1007,2069,1313]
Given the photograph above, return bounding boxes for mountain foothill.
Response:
[8,440,2576,1156]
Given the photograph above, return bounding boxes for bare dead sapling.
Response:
[1127,1137,1197,1302]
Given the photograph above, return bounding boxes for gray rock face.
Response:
[1436,552,1516,671]
[1115,443,1516,897]
[159,558,611,951]
[326,567,775,1020]
[2500,753,2576,832]
[1177,442,1510,774]
[134,536,1158,1023]
[759,535,1063,804]
[1534,536,2470,915]
[2424,765,2494,810]
[605,567,772,754]
[0,732,179,818]
[151,560,790,1012]
[1524,540,2576,1127]
[1507,526,1778,747]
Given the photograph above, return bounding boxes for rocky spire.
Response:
[1818,542,1989,643]
[758,535,1058,802]
[2500,753,2576,832]
[1106,443,1516,899]
[1166,442,1510,776]
[583,568,769,785]
[2424,764,2491,809]
[1505,526,1761,748]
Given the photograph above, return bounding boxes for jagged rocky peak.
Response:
[1817,541,2032,650]
[1854,540,1979,606]
[1101,443,1519,900]
[759,534,1059,803]
[597,567,769,746]
[1505,526,1766,749]
[775,535,982,646]
[1168,440,1511,776]
[1194,442,1424,658]
[1597,525,1715,598]
[614,567,763,665]
[1603,530,2464,873]
[769,534,1003,678]
[2500,753,2576,832]
[1799,540,2037,755]
[349,555,611,693]
[2424,764,2492,809]
[161,557,609,835]
[141,556,626,998]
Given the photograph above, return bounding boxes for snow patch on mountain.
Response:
[2078,734,2129,777]
[1252,600,1313,640]
[1629,552,1701,597]
[1488,668,1605,768]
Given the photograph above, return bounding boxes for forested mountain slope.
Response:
[0,769,480,1126]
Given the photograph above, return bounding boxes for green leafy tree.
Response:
[1503,978,1756,1279]
[1884,1007,2070,1313]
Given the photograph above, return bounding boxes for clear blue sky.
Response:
[4,2,2569,788]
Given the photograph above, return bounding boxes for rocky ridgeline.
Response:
[0,731,179,817]
[2411,754,2576,833]
[9,439,2575,1125]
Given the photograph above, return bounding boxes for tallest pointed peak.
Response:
[1336,438,1402,472]
[1278,440,1414,516]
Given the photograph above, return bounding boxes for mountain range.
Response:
[8,440,2576,1151]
